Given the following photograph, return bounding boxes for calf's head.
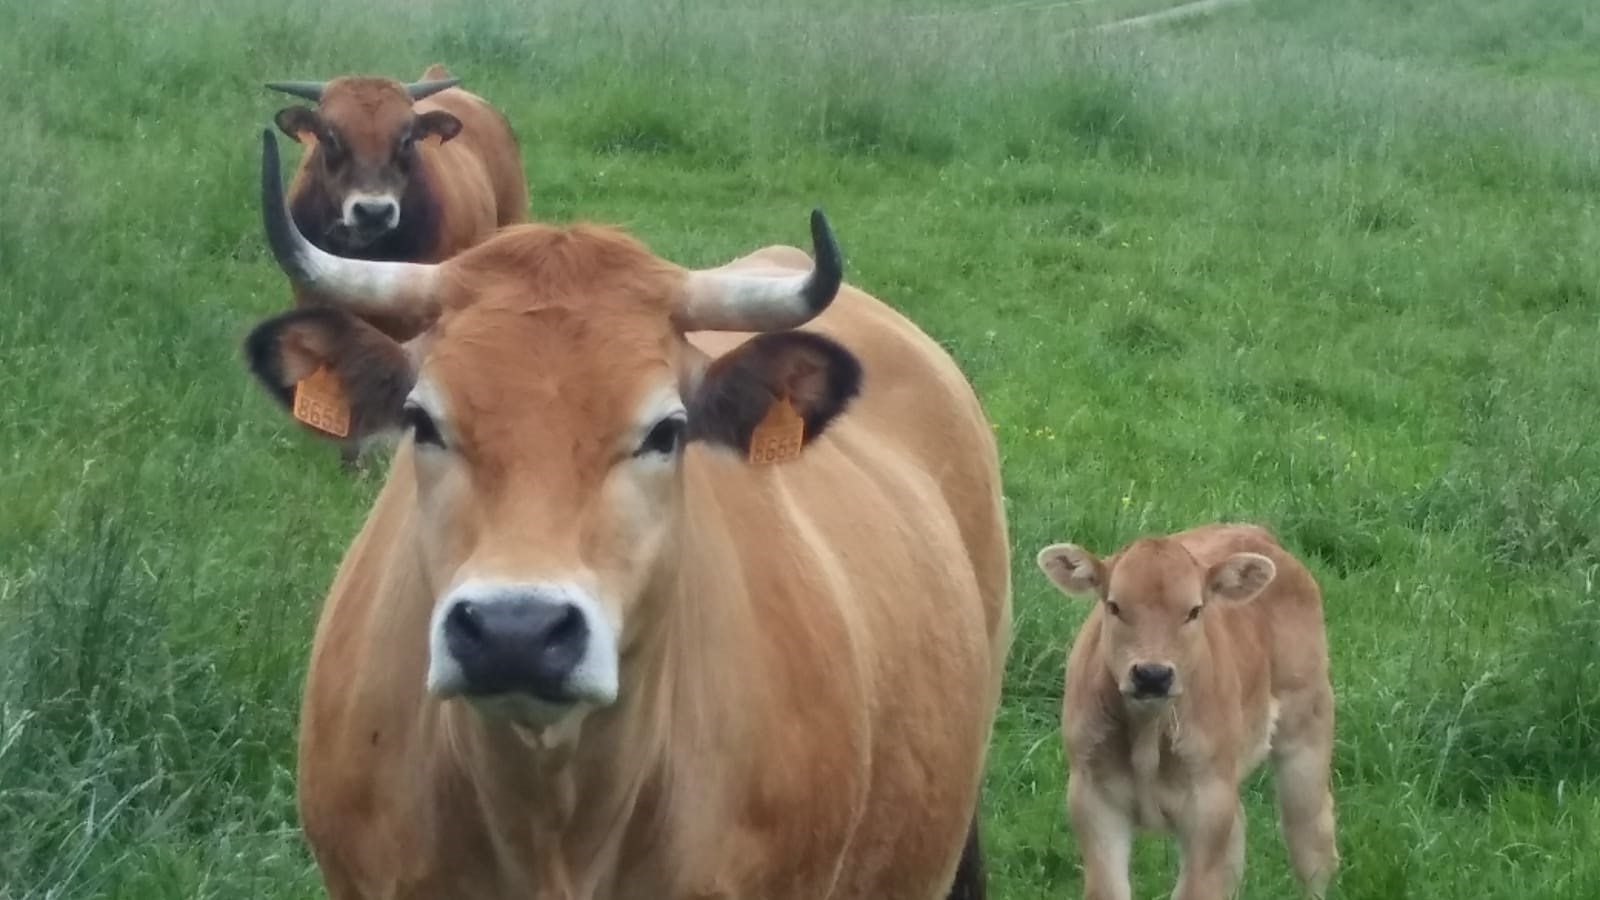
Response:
[267,74,463,251]
[244,131,860,728]
[1037,537,1276,703]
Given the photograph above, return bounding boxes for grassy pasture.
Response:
[3,0,1600,896]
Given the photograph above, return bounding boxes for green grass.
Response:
[3,0,1599,896]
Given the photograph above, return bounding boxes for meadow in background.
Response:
[2,0,1598,896]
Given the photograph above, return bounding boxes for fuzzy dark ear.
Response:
[687,331,862,457]
[274,106,322,144]
[243,307,416,441]
[416,110,462,143]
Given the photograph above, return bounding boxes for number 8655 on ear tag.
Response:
[748,396,804,465]
[292,365,352,439]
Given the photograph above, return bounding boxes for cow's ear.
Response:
[243,308,416,442]
[274,106,322,144]
[687,331,862,458]
[1206,552,1276,604]
[416,110,462,144]
[1037,543,1105,597]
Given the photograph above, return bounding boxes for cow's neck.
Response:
[438,694,661,896]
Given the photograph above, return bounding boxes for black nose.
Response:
[443,599,589,700]
[1130,663,1175,698]
[351,198,396,228]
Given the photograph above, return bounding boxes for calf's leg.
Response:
[1172,780,1245,900]
[1067,773,1133,900]
[1271,690,1338,898]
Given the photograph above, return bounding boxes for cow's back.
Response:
[690,244,1009,661]
[683,248,1009,897]
[415,82,527,244]
[416,80,528,240]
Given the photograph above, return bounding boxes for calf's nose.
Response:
[1129,662,1175,698]
[443,598,589,701]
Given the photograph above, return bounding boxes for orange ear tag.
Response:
[748,396,805,465]
[292,365,351,438]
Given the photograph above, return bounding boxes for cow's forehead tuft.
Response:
[316,78,416,147]
[321,76,410,105]
[428,304,676,417]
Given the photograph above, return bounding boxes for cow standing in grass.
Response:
[1037,523,1337,900]
[242,130,1010,899]
[265,63,527,466]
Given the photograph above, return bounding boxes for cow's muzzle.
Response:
[335,194,400,247]
[444,598,588,701]
[427,581,620,712]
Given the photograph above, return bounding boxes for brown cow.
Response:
[242,130,1011,899]
[266,63,527,465]
[1037,524,1336,900]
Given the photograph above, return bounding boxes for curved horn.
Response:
[258,129,441,329]
[405,77,461,100]
[677,210,843,333]
[264,80,326,102]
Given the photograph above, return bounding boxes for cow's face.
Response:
[274,77,461,251]
[245,186,858,730]
[1037,538,1275,706]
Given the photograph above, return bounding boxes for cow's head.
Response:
[1036,537,1275,704]
[267,75,463,251]
[245,131,860,728]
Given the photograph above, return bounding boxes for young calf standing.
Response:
[1037,523,1336,900]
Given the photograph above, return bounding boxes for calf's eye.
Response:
[1104,601,1122,619]
[1185,605,1202,622]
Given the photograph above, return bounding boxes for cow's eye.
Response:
[1105,601,1122,619]
[1185,605,1202,623]
[636,416,685,458]
[403,404,445,449]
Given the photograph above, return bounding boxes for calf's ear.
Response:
[1206,552,1276,604]
[243,307,416,442]
[1036,543,1105,597]
[687,331,862,459]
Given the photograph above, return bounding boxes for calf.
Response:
[1037,523,1336,900]
[265,63,527,466]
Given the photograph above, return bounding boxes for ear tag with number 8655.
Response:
[748,395,804,465]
